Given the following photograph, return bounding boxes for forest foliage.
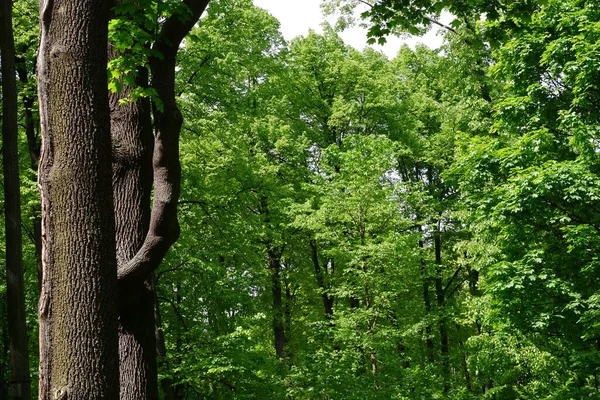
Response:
[1,0,600,398]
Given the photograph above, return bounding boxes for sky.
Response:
[252,0,446,58]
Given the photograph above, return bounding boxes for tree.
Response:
[451,1,600,396]
[170,14,485,395]
[107,0,210,397]
[19,0,600,397]
[0,0,31,397]
[173,0,302,388]
[36,0,119,397]
[9,0,217,396]
[322,0,506,41]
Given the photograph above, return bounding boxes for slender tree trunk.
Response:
[468,267,480,297]
[458,338,472,392]
[268,250,287,359]
[434,226,449,393]
[0,0,31,398]
[36,0,119,397]
[483,382,493,394]
[419,240,434,363]
[423,278,434,362]
[112,2,210,398]
[16,59,40,170]
[16,58,42,288]
[310,240,333,318]
[0,369,4,400]
[284,281,293,357]
[258,194,288,360]
[109,63,156,399]
[153,276,177,400]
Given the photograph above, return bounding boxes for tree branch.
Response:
[442,266,462,297]
[117,0,211,284]
[362,1,458,35]
[425,16,457,34]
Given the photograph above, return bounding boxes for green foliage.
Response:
[7,0,600,398]
[164,1,485,396]
[450,0,600,397]
[107,0,165,105]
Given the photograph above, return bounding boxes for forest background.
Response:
[2,0,600,399]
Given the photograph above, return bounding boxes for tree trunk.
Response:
[423,279,434,363]
[259,193,288,360]
[117,0,210,286]
[16,58,40,170]
[153,276,177,400]
[458,338,472,392]
[419,239,434,363]
[36,0,119,397]
[109,64,156,399]
[118,287,157,400]
[112,2,210,398]
[268,250,287,359]
[468,267,480,297]
[310,240,333,318]
[434,226,449,393]
[16,57,43,289]
[1,310,8,400]
[0,0,31,397]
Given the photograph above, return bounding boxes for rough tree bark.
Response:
[0,0,31,397]
[107,7,156,395]
[36,0,119,397]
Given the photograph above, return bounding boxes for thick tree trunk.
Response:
[0,0,31,398]
[118,287,157,400]
[1,312,8,399]
[36,0,119,397]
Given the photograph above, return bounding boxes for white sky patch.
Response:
[253,0,447,58]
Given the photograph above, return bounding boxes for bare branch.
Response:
[425,16,457,34]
